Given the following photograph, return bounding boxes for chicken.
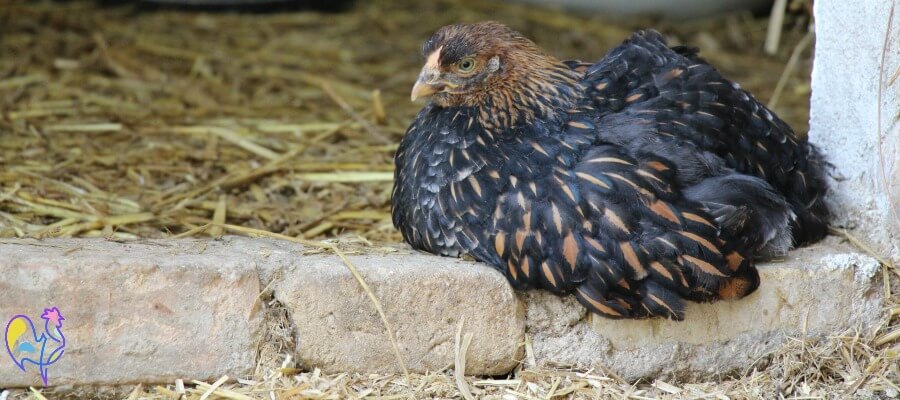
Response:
[392,22,829,320]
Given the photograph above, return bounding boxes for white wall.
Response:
[810,0,900,262]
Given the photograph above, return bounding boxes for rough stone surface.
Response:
[0,237,526,387]
[810,0,900,262]
[0,238,263,387]
[272,252,525,375]
[523,239,884,381]
[0,236,885,386]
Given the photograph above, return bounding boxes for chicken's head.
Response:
[411,21,557,107]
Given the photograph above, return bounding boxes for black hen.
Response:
[392,22,829,320]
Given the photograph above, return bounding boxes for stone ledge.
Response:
[175,237,527,375]
[523,238,884,381]
[271,252,525,375]
[0,238,263,387]
[0,238,525,386]
[0,237,883,386]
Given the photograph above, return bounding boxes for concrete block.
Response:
[0,239,263,387]
[810,1,900,262]
[271,252,525,375]
[0,236,882,385]
[0,237,526,386]
[523,239,884,381]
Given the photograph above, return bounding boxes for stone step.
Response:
[0,238,263,387]
[0,237,883,387]
[269,252,524,375]
[0,237,523,387]
[523,238,884,381]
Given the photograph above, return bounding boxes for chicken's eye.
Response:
[457,58,476,72]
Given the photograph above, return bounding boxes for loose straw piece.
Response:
[209,195,227,237]
[454,318,475,400]
[768,30,813,110]
[876,0,900,232]
[193,378,255,400]
[321,83,393,144]
[198,375,229,400]
[42,123,123,133]
[764,0,788,55]
[28,388,49,400]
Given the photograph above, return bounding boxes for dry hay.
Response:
[1,0,897,399]
[0,0,815,242]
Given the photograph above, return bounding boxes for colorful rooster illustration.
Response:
[5,307,66,386]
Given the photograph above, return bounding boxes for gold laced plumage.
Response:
[392,22,829,320]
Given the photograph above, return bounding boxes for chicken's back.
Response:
[575,30,829,250]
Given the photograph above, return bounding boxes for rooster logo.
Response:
[5,307,66,386]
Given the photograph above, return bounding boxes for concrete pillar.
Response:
[810,0,900,261]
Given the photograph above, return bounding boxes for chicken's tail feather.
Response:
[683,173,796,258]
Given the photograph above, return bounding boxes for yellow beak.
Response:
[411,53,445,102]
[410,78,442,101]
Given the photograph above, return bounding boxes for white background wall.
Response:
[810,0,900,262]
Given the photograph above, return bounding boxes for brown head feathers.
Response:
[416,22,581,127]
[422,22,541,66]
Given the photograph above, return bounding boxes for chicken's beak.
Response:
[411,50,444,101]
[410,76,443,101]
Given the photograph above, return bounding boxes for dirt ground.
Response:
[1,0,897,399]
